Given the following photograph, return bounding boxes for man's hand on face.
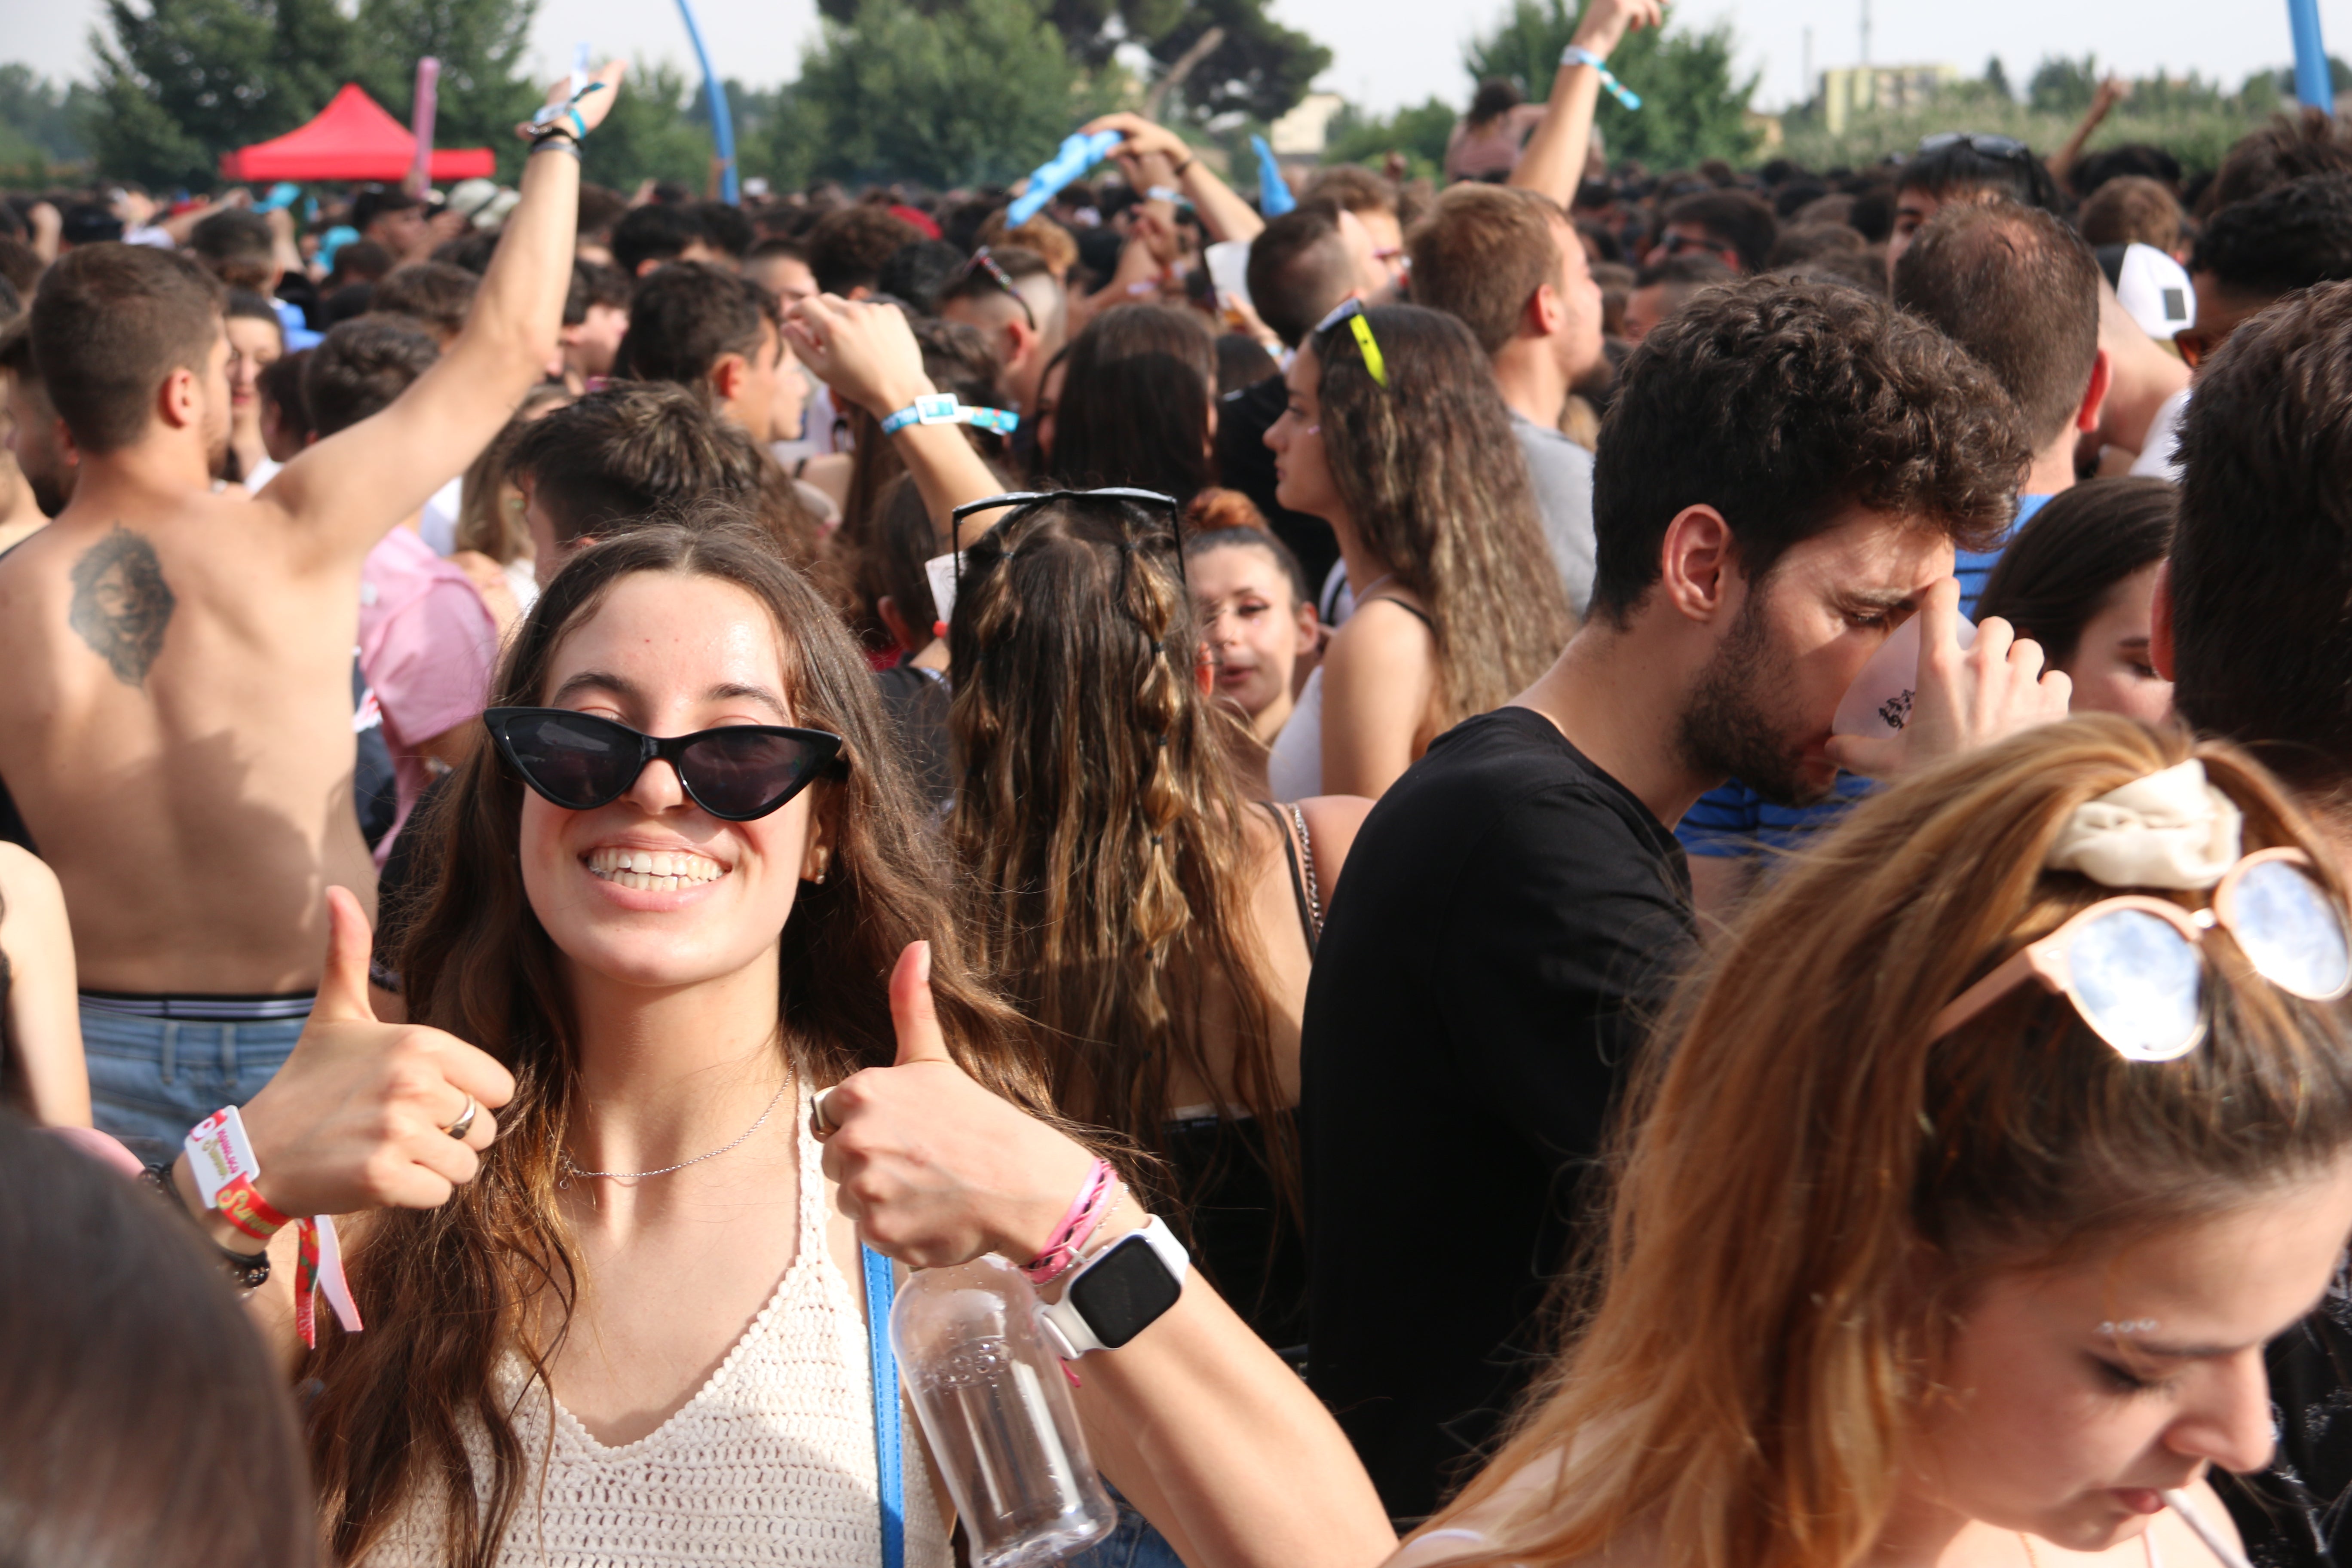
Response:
[1827,578,2072,780]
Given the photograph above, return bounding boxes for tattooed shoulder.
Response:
[68,525,176,688]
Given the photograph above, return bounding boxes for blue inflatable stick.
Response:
[1251,135,1294,217]
[1007,130,1124,227]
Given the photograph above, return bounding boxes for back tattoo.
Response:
[70,525,176,687]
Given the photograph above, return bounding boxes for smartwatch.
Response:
[1037,1215,1190,1358]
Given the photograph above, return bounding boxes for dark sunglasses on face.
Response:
[483,707,847,822]
[958,246,1038,332]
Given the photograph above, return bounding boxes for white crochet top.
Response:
[373,1086,950,1568]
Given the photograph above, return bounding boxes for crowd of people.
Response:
[7,8,2352,1565]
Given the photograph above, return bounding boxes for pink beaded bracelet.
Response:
[1021,1157,1118,1285]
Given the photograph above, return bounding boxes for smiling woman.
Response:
[202,510,1068,1566]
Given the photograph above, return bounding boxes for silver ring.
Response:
[444,1094,478,1141]
[808,1086,839,1139]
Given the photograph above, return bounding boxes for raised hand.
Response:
[1827,577,2072,779]
[224,886,515,1219]
[782,294,934,421]
[817,942,1097,1269]
[1571,0,1665,59]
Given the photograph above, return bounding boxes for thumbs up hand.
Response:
[818,941,1098,1270]
[224,887,517,1220]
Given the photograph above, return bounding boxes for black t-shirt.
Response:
[1300,706,1694,1522]
[2220,1272,2352,1568]
[1216,375,1340,594]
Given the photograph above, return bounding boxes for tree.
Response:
[85,0,356,190]
[1983,55,2012,102]
[1321,98,1455,181]
[2026,53,2098,116]
[1464,0,1758,171]
[810,0,1326,129]
[580,57,714,193]
[1137,0,1329,126]
[352,0,541,181]
[0,67,91,167]
[790,0,1082,189]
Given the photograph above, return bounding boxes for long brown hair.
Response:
[1312,304,1574,726]
[1427,716,2352,1568]
[946,495,1296,1228]
[305,516,1052,1566]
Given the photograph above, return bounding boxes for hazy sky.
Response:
[8,0,2343,116]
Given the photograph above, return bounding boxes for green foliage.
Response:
[0,67,91,168]
[2027,53,2099,115]
[809,0,1325,132]
[86,0,357,190]
[580,58,714,193]
[1320,98,1455,183]
[1775,90,2274,178]
[1144,0,1330,126]
[1464,0,1758,170]
[1983,56,2012,102]
[352,0,542,182]
[788,0,1083,188]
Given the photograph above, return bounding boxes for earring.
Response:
[809,848,830,885]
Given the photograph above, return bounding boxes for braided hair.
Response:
[947,495,1298,1233]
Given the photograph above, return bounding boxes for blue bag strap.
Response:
[863,1244,906,1568]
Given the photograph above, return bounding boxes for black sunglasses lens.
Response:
[678,729,827,818]
[503,711,639,808]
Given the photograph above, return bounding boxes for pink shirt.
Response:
[359,527,501,867]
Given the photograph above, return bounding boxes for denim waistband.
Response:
[80,990,316,1022]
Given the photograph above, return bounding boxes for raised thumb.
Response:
[888,941,953,1067]
[314,885,379,1023]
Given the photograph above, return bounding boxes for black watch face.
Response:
[1068,1233,1182,1349]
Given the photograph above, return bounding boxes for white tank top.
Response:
[373,1085,949,1568]
[1266,665,1324,801]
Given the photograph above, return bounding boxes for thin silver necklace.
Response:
[558,1079,791,1188]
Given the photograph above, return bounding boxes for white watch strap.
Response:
[1036,1214,1190,1360]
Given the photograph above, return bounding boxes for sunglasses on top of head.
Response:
[957,247,1037,332]
[483,707,848,822]
[1916,131,2035,165]
[947,487,1186,597]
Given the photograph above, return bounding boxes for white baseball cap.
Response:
[2099,242,2196,341]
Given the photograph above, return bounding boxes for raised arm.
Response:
[784,293,1015,542]
[1508,0,1662,210]
[1083,111,1265,246]
[821,945,1399,1568]
[266,62,625,567]
[2048,76,2127,191]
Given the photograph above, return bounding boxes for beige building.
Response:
[1818,63,1960,133]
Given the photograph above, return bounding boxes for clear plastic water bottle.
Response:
[891,1253,1118,1567]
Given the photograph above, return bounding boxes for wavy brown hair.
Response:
[303,515,1051,1567]
[946,495,1296,1233]
[1424,715,2352,1568]
[1310,303,1574,727]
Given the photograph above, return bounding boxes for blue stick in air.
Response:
[2288,0,2334,110]
[1008,130,1124,227]
[673,0,739,204]
[1252,135,1294,217]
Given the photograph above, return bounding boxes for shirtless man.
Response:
[0,64,623,1158]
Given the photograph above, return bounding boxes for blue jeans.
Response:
[1063,1483,1187,1568]
[80,1004,306,1164]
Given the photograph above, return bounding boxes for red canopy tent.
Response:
[217,84,495,182]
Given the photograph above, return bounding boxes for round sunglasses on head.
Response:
[483,707,847,822]
[1929,848,2352,1062]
